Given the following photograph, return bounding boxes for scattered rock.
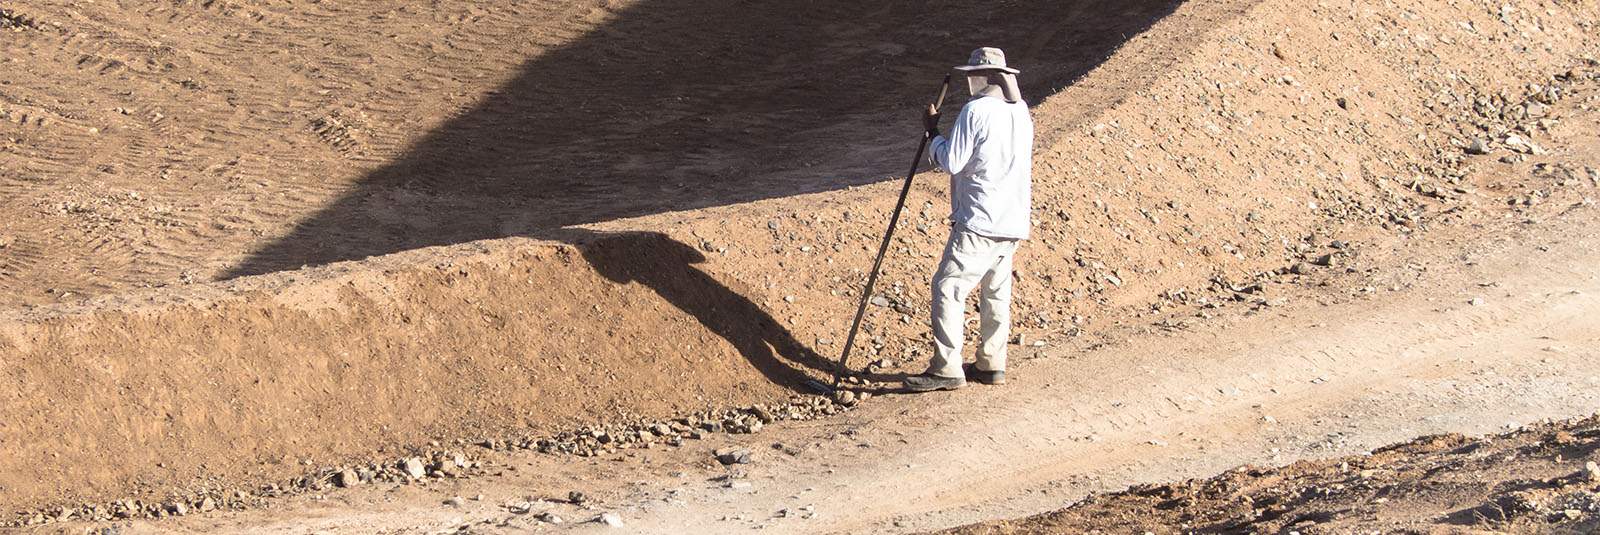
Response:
[1465,139,1492,155]
[1504,135,1546,154]
[402,458,426,479]
[567,491,590,505]
[336,468,359,488]
[1311,254,1335,267]
[716,449,753,465]
[597,512,625,527]
[1289,262,1313,275]
[1470,297,1487,306]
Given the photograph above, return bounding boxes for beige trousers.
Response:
[928,228,1018,378]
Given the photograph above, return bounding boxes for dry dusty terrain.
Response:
[2,0,1600,532]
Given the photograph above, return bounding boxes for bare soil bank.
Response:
[0,234,803,512]
[1,0,1597,521]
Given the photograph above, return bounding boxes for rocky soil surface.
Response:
[3,0,1600,532]
[941,418,1600,535]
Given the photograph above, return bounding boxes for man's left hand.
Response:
[922,104,941,136]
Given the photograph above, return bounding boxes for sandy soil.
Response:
[32,128,1600,534]
[2,0,1600,531]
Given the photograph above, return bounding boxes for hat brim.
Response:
[953,64,1020,74]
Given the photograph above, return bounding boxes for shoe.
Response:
[962,363,1006,385]
[903,373,966,392]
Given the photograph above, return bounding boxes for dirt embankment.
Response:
[0,234,806,512]
[1,0,1597,522]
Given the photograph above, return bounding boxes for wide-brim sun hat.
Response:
[953,47,1020,74]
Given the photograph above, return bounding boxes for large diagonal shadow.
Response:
[223,0,1193,279]
[221,0,1211,383]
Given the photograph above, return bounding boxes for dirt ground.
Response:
[30,132,1600,534]
[3,0,1600,532]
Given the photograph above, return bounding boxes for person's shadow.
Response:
[577,231,832,391]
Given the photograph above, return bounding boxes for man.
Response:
[904,47,1034,392]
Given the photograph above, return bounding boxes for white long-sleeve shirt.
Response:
[929,96,1033,240]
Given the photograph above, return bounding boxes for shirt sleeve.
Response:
[929,106,980,173]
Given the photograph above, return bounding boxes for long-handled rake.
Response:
[819,74,952,391]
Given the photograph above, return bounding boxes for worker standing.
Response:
[904,47,1033,392]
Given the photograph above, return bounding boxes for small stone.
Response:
[403,458,426,479]
[171,502,188,516]
[597,512,625,527]
[1311,254,1334,266]
[445,496,466,507]
[1585,461,1600,481]
[751,406,776,423]
[1465,139,1492,155]
[568,491,590,505]
[336,468,360,488]
[716,449,752,465]
[538,512,564,524]
[198,496,216,512]
[726,481,753,489]
[1469,297,1486,306]
[869,296,891,307]
[1289,262,1312,275]
[1504,135,1543,154]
